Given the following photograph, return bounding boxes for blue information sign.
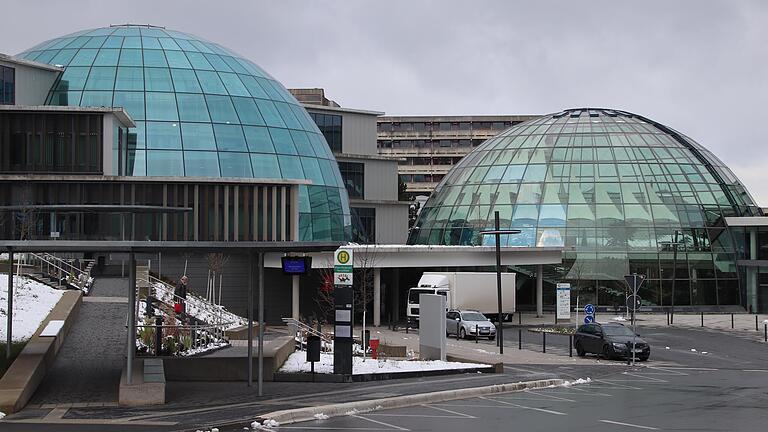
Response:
[584,315,595,324]
[584,304,595,315]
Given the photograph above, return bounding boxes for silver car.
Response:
[446,310,496,340]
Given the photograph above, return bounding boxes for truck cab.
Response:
[406,286,449,322]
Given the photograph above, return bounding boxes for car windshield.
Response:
[461,312,487,321]
[408,289,433,304]
[602,325,635,336]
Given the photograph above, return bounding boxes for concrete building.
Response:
[291,88,409,244]
[377,115,539,200]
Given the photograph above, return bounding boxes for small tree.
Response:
[314,265,335,325]
[205,253,228,305]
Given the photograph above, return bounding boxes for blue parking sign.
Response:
[584,304,595,315]
[584,315,595,324]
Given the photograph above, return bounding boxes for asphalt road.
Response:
[242,324,768,432]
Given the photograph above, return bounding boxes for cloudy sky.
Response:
[3,0,767,204]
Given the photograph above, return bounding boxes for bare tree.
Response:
[205,253,228,305]
[314,265,335,325]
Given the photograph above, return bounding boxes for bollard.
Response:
[457,321,461,341]
[519,328,522,350]
[765,323,767,342]
[475,325,478,344]
[543,331,546,353]
[731,313,734,329]
[701,312,704,327]
[756,315,759,332]
[519,311,522,325]
[569,334,573,357]
[155,316,163,356]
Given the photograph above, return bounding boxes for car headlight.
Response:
[612,343,627,350]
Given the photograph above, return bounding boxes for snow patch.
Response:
[279,351,489,375]
[313,413,329,420]
[665,346,670,350]
[251,419,280,429]
[562,377,591,387]
[612,316,627,322]
[690,348,697,352]
[0,411,5,419]
[0,275,64,342]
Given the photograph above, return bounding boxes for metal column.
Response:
[126,251,136,385]
[292,275,300,320]
[6,248,13,359]
[258,251,265,396]
[247,251,254,387]
[373,268,381,327]
[536,264,543,317]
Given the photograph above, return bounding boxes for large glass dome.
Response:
[410,108,760,307]
[16,24,350,241]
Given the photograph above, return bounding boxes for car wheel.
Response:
[601,344,613,360]
[575,342,586,357]
[460,328,466,339]
[638,355,649,362]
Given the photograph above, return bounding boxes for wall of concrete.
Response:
[362,158,399,201]
[340,111,378,156]
[0,59,59,105]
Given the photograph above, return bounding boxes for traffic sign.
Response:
[334,247,354,286]
[584,304,595,315]
[624,274,646,294]
[556,283,571,320]
[626,294,642,311]
[584,315,595,324]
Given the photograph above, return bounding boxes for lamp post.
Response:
[480,211,521,355]
[659,230,682,323]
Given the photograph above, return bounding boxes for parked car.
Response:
[446,310,496,340]
[573,322,650,361]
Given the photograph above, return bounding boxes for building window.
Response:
[308,112,342,153]
[352,207,376,243]
[1,66,15,105]
[338,161,364,199]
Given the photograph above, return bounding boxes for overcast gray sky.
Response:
[3,0,767,204]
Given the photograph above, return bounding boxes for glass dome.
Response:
[16,24,350,241]
[410,108,760,307]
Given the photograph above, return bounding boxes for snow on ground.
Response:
[279,351,489,375]
[0,275,64,342]
[612,316,627,322]
[152,282,246,330]
[562,377,591,387]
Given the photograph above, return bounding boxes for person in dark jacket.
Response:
[174,275,188,315]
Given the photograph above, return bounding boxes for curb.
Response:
[255,378,564,426]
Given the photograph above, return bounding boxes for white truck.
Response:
[406,272,516,322]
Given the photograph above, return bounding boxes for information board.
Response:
[556,283,571,320]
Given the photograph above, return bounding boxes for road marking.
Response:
[353,414,410,431]
[599,419,659,430]
[422,404,476,418]
[653,366,718,371]
[623,372,668,382]
[565,386,614,397]
[503,365,551,375]
[521,390,576,402]
[277,427,391,431]
[479,396,567,416]
[592,379,642,390]
[742,369,768,372]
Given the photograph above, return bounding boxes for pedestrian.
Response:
[175,275,188,315]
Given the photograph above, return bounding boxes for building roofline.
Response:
[377,114,540,121]
[0,174,312,186]
[334,152,404,162]
[0,105,136,128]
[0,53,64,72]
[302,103,385,116]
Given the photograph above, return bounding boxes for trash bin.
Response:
[369,339,380,359]
[307,335,321,363]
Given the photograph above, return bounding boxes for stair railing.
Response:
[282,317,332,350]
[26,253,94,292]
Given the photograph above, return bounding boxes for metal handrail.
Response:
[282,317,332,347]
[27,252,93,292]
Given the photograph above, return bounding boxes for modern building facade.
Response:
[290,88,409,244]
[377,115,539,200]
[10,24,351,242]
[409,108,766,312]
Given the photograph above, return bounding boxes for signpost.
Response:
[556,283,571,321]
[333,248,354,375]
[623,273,646,366]
[584,303,595,324]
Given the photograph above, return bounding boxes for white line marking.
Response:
[623,372,668,382]
[422,404,476,418]
[742,369,768,372]
[479,396,567,416]
[522,390,576,402]
[566,386,614,397]
[654,366,718,371]
[592,379,643,390]
[434,403,530,409]
[353,415,410,431]
[599,419,659,430]
[277,427,390,431]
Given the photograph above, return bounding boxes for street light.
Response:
[659,230,683,324]
[480,211,521,355]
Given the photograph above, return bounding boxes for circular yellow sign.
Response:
[337,250,350,264]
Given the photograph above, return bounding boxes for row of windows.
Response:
[378,139,484,149]
[125,149,342,185]
[467,145,705,165]
[309,112,342,153]
[377,120,517,133]
[399,174,445,183]
[0,66,14,105]
[398,156,463,166]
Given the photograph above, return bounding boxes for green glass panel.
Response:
[205,95,238,123]
[180,123,216,150]
[145,68,173,91]
[146,150,184,176]
[183,151,220,177]
[176,93,210,122]
[250,153,281,178]
[196,70,227,94]
[231,97,265,125]
[219,152,252,177]
[145,92,178,121]
[84,67,116,90]
[146,122,182,149]
[243,126,275,153]
[115,67,144,90]
[213,124,247,151]
[170,68,201,93]
[113,92,145,120]
[269,128,297,155]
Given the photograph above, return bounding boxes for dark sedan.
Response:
[574,322,650,361]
